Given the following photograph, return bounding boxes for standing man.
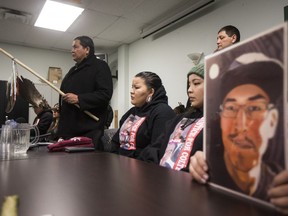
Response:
[186,25,240,109]
[57,36,113,149]
[216,25,240,52]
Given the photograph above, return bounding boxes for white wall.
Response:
[0,43,73,123]
[0,43,73,83]
[120,0,288,119]
[1,0,288,126]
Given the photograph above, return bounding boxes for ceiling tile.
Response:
[67,9,119,36]
[0,0,213,52]
[87,0,144,16]
[98,17,141,43]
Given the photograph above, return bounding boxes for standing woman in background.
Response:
[57,36,113,149]
[110,71,175,162]
[47,103,60,141]
[32,100,53,140]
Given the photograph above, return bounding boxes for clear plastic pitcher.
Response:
[0,123,39,156]
[13,123,39,154]
[0,124,13,157]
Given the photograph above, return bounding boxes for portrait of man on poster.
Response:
[205,48,286,205]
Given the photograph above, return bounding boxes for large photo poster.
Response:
[205,23,287,208]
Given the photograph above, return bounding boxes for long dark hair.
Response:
[135,71,162,91]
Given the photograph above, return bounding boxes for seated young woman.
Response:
[157,63,204,171]
[110,71,175,162]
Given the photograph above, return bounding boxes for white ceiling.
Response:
[0,0,213,53]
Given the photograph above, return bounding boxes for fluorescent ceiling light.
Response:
[34,0,84,32]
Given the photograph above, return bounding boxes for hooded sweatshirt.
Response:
[158,108,204,172]
[110,85,175,162]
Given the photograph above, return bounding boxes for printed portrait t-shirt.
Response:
[119,114,146,150]
[160,117,204,170]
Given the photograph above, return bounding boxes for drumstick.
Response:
[0,48,99,121]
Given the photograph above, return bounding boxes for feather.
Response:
[5,82,15,113]
[17,75,50,109]
[5,60,18,113]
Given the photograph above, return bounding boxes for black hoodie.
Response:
[158,108,204,172]
[110,85,175,162]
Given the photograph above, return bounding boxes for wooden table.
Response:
[0,147,282,216]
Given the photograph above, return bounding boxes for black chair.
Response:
[101,128,118,152]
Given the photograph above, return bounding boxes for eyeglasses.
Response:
[220,101,274,120]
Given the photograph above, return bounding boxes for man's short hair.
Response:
[218,25,241,43]
[219,52,283,104]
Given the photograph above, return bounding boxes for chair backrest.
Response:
[101,128,118,152]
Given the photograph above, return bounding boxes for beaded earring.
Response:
[146,96,152,103]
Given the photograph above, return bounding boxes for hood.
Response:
[136,85,168,112]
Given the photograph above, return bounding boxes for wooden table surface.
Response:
[0,147,282,216]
